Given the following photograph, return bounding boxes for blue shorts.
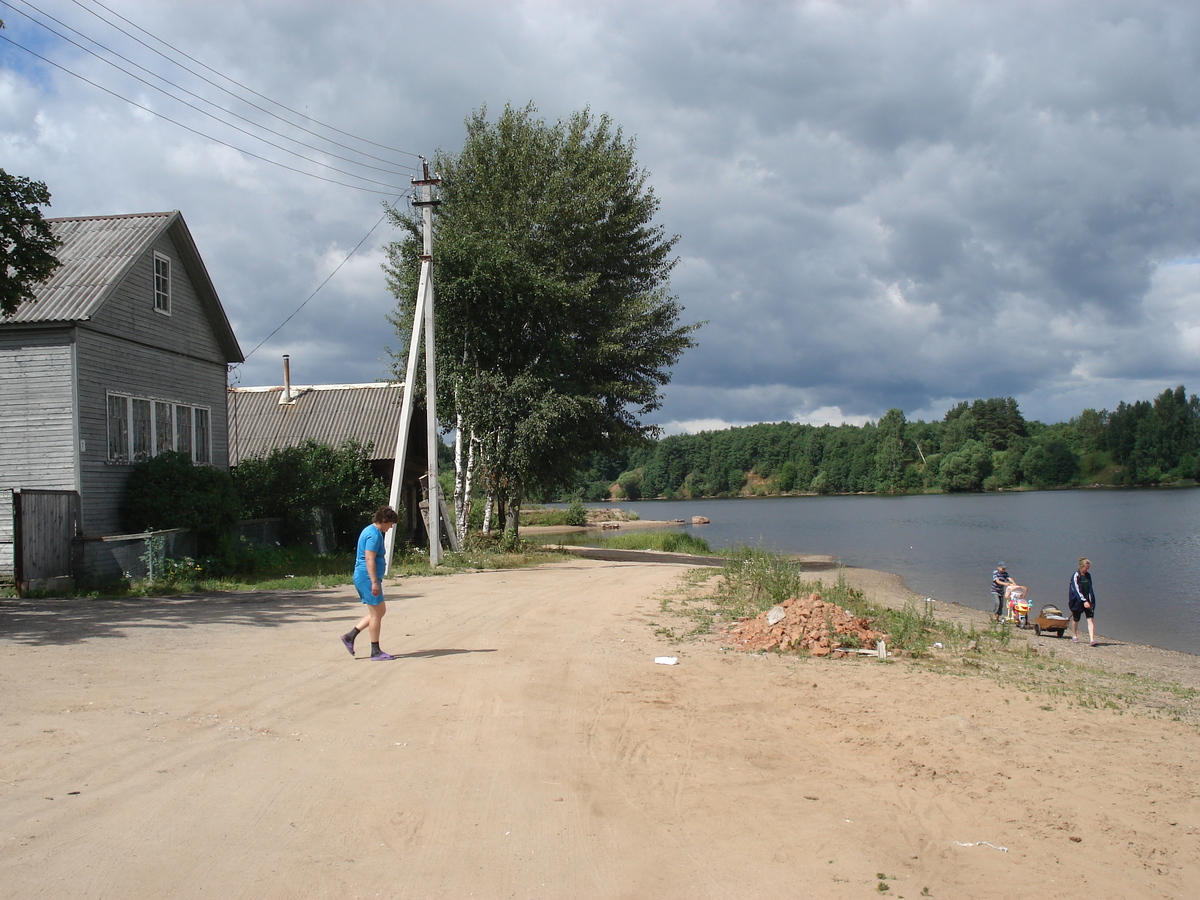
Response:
[355,573,383,606]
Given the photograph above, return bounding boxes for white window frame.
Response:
[153,252,172,314]
[106,392,212,465]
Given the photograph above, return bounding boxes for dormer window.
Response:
[154,252,171,314]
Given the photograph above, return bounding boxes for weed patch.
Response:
[597,530,713,555]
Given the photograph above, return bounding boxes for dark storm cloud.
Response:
[3,0,1200,431]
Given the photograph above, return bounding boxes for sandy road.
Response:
[1,558,1198,899]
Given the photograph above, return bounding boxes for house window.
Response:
[107,394,129,462]
[194,407,211,464]
[154,253,171,314]
[155,401,174,455]
[176,405,193,459]
[131,399,153,461]
[105,393,212,464]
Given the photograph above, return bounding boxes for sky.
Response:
[3,0,1200,435]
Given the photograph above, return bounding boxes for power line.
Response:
[237,199,408,364]
[2,2,423,354]
[71,0,423,162]
[4,1,411,189]
[64,0,427,168]
[12,0,414,178]
[0,32,408,195]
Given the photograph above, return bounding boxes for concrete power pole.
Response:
[386,158,443,569]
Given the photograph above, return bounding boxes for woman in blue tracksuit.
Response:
[1068,557,1097,646]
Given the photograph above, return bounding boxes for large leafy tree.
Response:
[384,103,698,535]
[1,167,62,318]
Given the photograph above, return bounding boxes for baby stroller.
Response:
[1005,587,1031,629]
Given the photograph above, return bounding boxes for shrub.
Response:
[565,498,588,526]
[232,439,388,549]
[120,451,241,553]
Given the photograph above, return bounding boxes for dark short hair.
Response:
[373,505,400,525]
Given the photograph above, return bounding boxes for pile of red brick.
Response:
[721,592,887,657]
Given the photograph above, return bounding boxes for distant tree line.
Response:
[558,387,1200,500]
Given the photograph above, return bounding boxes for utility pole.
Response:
[386,158,442,569]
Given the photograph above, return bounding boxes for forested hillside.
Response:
[559,386,1200,500]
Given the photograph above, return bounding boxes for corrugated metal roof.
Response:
[5,212,175,323]
[3,211,243,363]
[227,382,406,466]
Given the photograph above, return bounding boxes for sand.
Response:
[1,558,1197,899]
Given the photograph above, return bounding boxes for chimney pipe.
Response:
[282,354,292,403]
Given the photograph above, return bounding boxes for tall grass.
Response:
[597,530,713,554]
[717,545,813,613]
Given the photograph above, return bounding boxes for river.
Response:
[565,490,1200,656]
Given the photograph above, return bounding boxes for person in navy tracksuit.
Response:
[1068,557,1097,646]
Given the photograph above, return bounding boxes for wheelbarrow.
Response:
[1032,603,1071,637]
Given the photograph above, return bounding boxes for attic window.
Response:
[154,252,171,314]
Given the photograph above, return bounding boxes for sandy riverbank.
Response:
[1,558,1197,898]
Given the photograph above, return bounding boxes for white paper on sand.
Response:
[654,656,678,665]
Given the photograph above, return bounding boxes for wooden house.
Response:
[0,211,243,586]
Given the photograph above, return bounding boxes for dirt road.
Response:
[2,559,1197,898]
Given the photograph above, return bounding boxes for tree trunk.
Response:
[459,433,476,543]
[509,488,523,540]
[453,410,466,535]
[482,493,494,534]
[496,496,507,533]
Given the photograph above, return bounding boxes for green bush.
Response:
[232,439,388,549]
[565,498,588,526]
[120,451,242,553]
